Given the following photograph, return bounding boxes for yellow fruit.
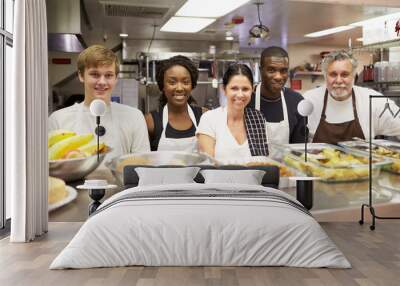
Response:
[49,133,94,160]
[77,142,106,157]
[48,130,76,147]
[63,150,86,159]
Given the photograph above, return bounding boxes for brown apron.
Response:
[312,89,365,144]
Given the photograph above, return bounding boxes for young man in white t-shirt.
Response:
[49,45,150,160]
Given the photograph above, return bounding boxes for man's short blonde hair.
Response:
[77,45,120,75]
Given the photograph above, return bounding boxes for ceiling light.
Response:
[248,2,270,40]
[119,33,128,38]
[176,0,250,18]
[304,26,355,38]
[350,12,400,27]
[249,25,270,39]
[160,17,216,33]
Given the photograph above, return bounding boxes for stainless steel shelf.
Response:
[352,39,400,51]
[360,81,400,87]
[293,71,324,82]
[293,71,323,76]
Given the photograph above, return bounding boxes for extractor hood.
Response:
[46,0,84,52]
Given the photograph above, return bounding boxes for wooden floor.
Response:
[1,222,400,286]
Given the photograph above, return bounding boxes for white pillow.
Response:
[200,169,265,185]
[136,167,200,186]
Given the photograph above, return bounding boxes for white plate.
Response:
[48,186,78,212]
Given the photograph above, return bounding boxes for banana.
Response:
[77,141,106,157]
[49,133,94,160]
[48,130,76,148]
[64,150,86,159]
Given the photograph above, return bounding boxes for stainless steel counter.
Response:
[284,172,400,221]
[50,168,400,223]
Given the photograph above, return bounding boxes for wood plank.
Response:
[1,222,400,286]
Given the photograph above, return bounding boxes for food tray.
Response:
[270,143,391,183]
[216,156,297,177]
[339,139,400,174]
[105,151,214,185]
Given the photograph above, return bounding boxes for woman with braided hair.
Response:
[145,55,205,152]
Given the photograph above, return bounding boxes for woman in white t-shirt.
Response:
[196,63,269,162]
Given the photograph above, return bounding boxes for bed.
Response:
[50,165,350,269]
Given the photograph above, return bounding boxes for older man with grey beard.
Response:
[303,50,400,144]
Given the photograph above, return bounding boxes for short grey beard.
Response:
[328,89,351,101]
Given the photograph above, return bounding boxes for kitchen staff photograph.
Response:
[145,55,204,152]
[248,46,305,145]
[48,45,151,160]
[303,50,400,144]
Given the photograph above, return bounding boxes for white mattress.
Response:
[50,183,350,269]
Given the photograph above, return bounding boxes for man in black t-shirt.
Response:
[249,46,305,144]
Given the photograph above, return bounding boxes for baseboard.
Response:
[0,218,11,239]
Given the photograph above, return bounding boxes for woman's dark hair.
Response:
[222,63,254,87]
[156,55,199,106]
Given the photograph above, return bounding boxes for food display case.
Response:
[270,143,392,183]
[105,151,213,185]
[216,156,296,178]
[339,139,400,175]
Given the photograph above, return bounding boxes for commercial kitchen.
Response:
[1,0,400,285]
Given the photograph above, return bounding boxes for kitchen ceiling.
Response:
[82,0,400,48]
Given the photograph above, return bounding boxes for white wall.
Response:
[48,51,79,87]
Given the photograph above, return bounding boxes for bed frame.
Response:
[122,164,312,210]
[123,165,280,189]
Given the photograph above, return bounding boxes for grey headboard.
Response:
[123,165,280,189]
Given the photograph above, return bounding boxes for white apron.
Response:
[75,103,124,161]
[255,84,290,145]
[157,104,198,153]
[255,85,293,188]
[215,107,252,162]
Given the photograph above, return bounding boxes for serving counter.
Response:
[49,168,400,223]
[286,172,400,221]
